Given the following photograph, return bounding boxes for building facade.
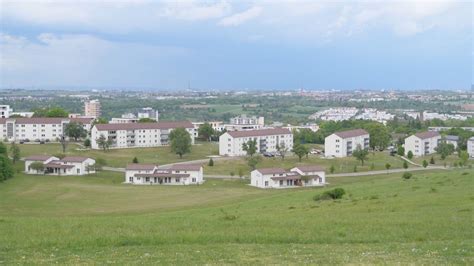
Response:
[0,117,94,142]
[91,121,195,149]
[219,128,293,156]
[324,129,370,158]
[0,105,11,118]
[25,155,95,175]
[404,131,441,157]
[84,99,101,118]
[125,164,203,185]
[468,137,474,158]
[250,166,325,189]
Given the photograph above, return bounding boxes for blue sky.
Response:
[0,0,472,90]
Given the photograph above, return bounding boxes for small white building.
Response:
[324,129,370,158]
[0,105,11,118]
[125,163,204,185]
[219,128,293,156]
[468,137,474,158]
[250,166,325,189]
[24,155,96,175]
[404,131,441,157]
[444,135,459,149]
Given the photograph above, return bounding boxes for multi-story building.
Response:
[250,166,325,189]
[84,99,101,118]
[219,128,293,156]
[24,155,96,175]
[125,163,203,185]
[90,121,195,149]
[324,129,370,158]
[0,105,11,118]
[404,131,441,157]
[230,115,264,126]
[0,117,94,142]
[137,107,159,121]
[467,137,474,158]
[444,135,459,149]
[192,121,225,138]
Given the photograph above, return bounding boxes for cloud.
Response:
[218,6,262,27]
[160,0,232,21]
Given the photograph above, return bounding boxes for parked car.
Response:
[310,149,322,155]
[390,150,397,156]
[263,152,275,157]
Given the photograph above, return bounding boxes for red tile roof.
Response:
[255,168,287,175]
[168,164,202,171]
[95,121,193,131]
[227,128,291,138]
[125,164,157,171]
[25,155,56,161]
[61,156,90,163]
[414,131,440,140]
[333,129,369,139]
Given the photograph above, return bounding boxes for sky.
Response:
[0,0,472,91]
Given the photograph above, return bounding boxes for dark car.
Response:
[263,152,275,157]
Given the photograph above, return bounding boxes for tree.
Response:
[422,160,428,168]
[292,143,309,162]
[238,168,244,179]
[138,118,156,123]
[65,122,87,141]
[459,151,469,167]
[208,158,214,166]
[352,145,369,166]
[385,163,391,173]
[407,151,414,159]
[198,123,214,141]
[84,139,91,148]
[246,155,262,170]
[29,161,45,174]
[430,156,435,164]
[9,142,20,164]
[397,146,405,156]
[33,107,68,117]
[94,118,108,124]
[366,122,391,151]
[59,135,68,153]
[435,142,455,160]
[403,161,409,170]
[169,128,192,158]
[96,134,112,151]
[329,165,335,174]
[0,155,14,181]
[242,139,257,157]
[276,141,289,160]
[0,142,7,155]
[94,158,107,171]
[132,157,139,163]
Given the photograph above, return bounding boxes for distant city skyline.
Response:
[0,0,472,90]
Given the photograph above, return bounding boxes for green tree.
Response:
[0,155,14,181]
[84,139,91,148]
[329,165,335,174]
[132,157,139,163]
[459,151,469,167]
[385,163,391,173]
[352,145,369,166]
[276,141,289,160]
[403,161,409,170]
[94,118,108,124]
[198,123,214,141]
[59,135,68,153]
[435,142,455,160]
[422,160,428,168]
[407,151,414,159]
[430,156,435,164]
[366,122,391,151]
[138,118,156,123]
[242,139,257,157]
[9,143,20,164]
[96,134,112,151]
[238,168,244,178]
[292,143,309,162]
[94,158,107,171]
[208,158,214,166]
[33,107,69,117]
[0,142,7,155]
[397,146,405,156]
[246,155,262,170]
[65,122,87,141]
[169,128,192,158]
[29,161,45,174]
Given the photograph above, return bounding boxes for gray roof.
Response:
[333,129,369,139]
[444,135,459,141]
[227,128,291,138]
[414,131,440,139]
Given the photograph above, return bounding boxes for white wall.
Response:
[405,135,441,157]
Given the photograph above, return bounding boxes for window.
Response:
[192,178,196,182]
[145,177,150,182]
[129,177,133,182]
[175,178,180,182]
[77,169,80,174]
[265,181,269,187]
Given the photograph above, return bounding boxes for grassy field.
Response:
[8,142,218,167]
[206,151,406,176]
[0,166,472,264]
[412,153,468,168]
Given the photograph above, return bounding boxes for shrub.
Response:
[230,171,235,177]
[353,165,357,172]
[313,188,346,201]
[208,158,214,167]
[84,138,91,148]
[329,165,335,174]
[370,163,375,170]
[422,160,428,168]
[132,157,139,163]
[407,151,413,159]
[402,172,412,179]
[430,157,435,164]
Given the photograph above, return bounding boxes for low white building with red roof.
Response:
[219,128,293,156]
[250,166,325,189]
[404,131,441,156]
[24,155,96,175]
[324,129,370,158]
[125,163,203,185]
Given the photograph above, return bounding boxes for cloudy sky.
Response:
[0,0,472,90]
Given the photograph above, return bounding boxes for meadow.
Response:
[0,164,472,264]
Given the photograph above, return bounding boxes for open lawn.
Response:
[205,151,406,176]
[412,153,471,168]
[8,142,219,168]
[0,166,472,264]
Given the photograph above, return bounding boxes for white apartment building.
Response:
[84,99,101,118]
[444,135,459,149]
[354,108,394,124]
[219,128,293,156]
[192,121,225,138]
[309,107,358,122]
[137,107,159,121]
[283,124,319,132]
[90,121,195,149]
[125,163,203,185]
[0,117,94,142]
[467,137,474,158]
[0,105,11,118]
[250,166,325,189]
[230,115,264,126]
[404,131,441,157]
[24,155,95,175]
[324,129,370,158]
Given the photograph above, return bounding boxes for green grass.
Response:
[412,153,470,168]
[206,151,406,176]
[9,142,219,167]
[0,166,472,264]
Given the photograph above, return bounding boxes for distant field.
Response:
[205,151,406,176]
[0,167,472,264]
[8,142,219,168]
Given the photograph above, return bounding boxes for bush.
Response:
[407,151,413,159]
[230,171,235,177]
[430,157,435,164]
[208,158,214,167]
[422,160,428,168]
[402,172,412,179]
[313,188,346,201]
[84,139,91,148]
[132,157,139,163]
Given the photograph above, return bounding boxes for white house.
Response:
[91,121,195,149]
[0,117,94,142]
[324,129,370,158]
[468,137,474,158]
[444,135,459,149]
[125,163,204,185]
[404,131,441,157]
[219,128,293,156]
[250,166,325,189]
[24,155,95,175]
[0,105,11,118]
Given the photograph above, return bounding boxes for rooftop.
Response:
[227,128,291,138]
[414,131,440,139]
[95,121,193,131]
[333,129,369,138]
[125,164,157,171]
